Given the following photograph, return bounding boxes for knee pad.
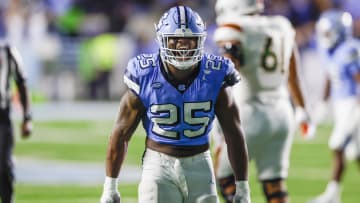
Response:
[262,178,288,202]
[196,194,218,203]
[218,175,235,203]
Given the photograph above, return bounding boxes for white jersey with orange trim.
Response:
[219,15,295,103]
[213,15,297,181]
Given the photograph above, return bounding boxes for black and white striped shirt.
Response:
[0,42,26,120]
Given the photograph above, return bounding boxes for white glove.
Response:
[100,177,121,203]
[294,106,309,125]
[294,107,316,140]
[233,181,251,203]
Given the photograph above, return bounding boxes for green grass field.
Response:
[14,120,360,203]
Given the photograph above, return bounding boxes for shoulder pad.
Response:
[124,53,159,95]
[221,57,241,87]
[271,15,295,35]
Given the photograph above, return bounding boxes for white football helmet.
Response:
[315,10,353,50]
[155,6,207,70]
[215,0,264,22]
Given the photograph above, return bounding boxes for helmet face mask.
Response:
[316,18,340,49]
[155,6,207,70]
[316,10,353,50]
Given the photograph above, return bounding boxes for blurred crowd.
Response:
[0,0,359,101]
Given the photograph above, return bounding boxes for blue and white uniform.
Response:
[320,39,360,153]
[124,52,238,203]
[124,52,237,146]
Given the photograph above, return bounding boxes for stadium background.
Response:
[0,0,359,202]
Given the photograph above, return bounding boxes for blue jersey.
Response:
[124,53,239,146]
[321,38,360,99]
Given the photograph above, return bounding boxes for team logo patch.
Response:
[151,82,163,89]
[177,84,186,91]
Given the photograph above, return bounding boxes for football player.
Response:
[100,6,251,203]
[309,9,360,203]
[212,0,310,203]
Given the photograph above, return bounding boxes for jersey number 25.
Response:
[150,101,211,139]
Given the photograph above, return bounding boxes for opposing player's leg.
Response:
[345,114,360,165]
[217,174,235,203]
[309,100,356,203]
[308,149,343,202]
[262,179,288,203]
[254,99,293,203]
[256,136,292,203]
[308,150,343,203]
[214,142,235,203]
[211,118,236,203]
[332,150,346,182]
[308,180,341,203]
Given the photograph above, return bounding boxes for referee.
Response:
[0,40,32,203]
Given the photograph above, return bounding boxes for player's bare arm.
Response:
[106,89,145,178]
[323,77,331,101]
[215,86,248,181]
[288,45,306,108]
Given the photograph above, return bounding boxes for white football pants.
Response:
[138,148,219,203]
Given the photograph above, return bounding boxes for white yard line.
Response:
[12,101,120,121]
[12,102,141,185]
[15,158,141,185]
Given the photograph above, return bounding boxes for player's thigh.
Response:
[184,152,219,203]
[138,178,183,203]
[330,99,358,150]
[254,125,293,180]
[139,149,182,203]
[348,118,360,160]
[241,100,292,156]
[254,136,292,180]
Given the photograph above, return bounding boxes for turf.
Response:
[13,121,360,203]
[14,120,146,165]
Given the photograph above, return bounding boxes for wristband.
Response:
[235,180,250,195]
[295,106,308,122]
[103,176,118,191]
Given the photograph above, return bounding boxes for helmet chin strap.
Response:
[161,57,171,74]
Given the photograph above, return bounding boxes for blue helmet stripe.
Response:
[184,6,188,28]
[176,6,181,28]
[179,6,186,29]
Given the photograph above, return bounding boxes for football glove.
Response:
[100,177,120,203]
[295,107,316,140]
[233,181,251,203]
